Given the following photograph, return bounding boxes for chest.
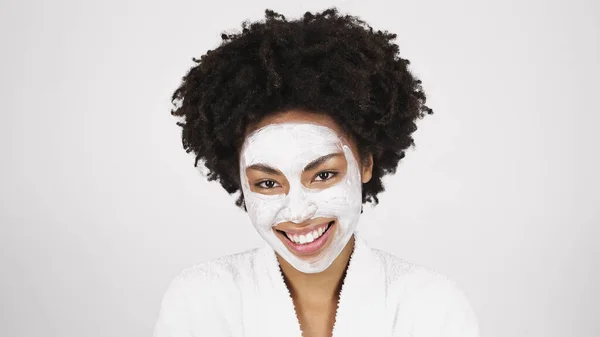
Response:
[293,300,337,337]
[227,281,394,337]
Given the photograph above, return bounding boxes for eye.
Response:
[255,180,281,189]
[314,171,337,182]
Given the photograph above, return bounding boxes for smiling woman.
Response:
[154,7,479,337]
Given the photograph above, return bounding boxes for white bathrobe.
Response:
[153,234,479,337]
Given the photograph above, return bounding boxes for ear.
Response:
[361,154,373,184]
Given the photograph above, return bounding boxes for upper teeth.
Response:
[287,224,328,244]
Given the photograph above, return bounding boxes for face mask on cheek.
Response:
[239,123,363,274]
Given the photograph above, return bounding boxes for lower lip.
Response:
[276,222,335,257]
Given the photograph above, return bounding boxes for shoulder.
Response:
[154,248,261,336]
[370,247,480,336]
[372,247,463,295]
[170,247,261,294]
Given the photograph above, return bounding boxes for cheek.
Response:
[246,196,285,228]
[308,182,361,209]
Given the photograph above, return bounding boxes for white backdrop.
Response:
[1,0,598,336]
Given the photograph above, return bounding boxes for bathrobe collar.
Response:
[252,231,389,337]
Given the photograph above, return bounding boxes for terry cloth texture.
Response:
[153,234,479,337]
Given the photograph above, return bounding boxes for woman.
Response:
[154,8,479,337]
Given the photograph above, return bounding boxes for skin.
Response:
[243,110,374,337]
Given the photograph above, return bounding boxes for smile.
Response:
[279,221,334,244]
[274,221,335,256]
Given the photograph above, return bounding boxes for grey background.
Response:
[1,0,598,336]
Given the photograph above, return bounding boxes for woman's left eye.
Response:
[315,171,337,181]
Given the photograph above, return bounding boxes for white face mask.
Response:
[239,123,363,273]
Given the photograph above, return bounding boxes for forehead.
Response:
[240,123,344,167]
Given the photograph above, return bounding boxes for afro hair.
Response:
[170,7,433,209]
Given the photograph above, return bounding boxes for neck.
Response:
[276,235,355,305]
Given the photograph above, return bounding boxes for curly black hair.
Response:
[170,7,433,209]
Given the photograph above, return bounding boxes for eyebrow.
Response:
[245,164,283,175]
[246,153,343,175]
[304,152,343,171]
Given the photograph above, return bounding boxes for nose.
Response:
[282,188,317,223]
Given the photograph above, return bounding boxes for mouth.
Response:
[274,220,336,257]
